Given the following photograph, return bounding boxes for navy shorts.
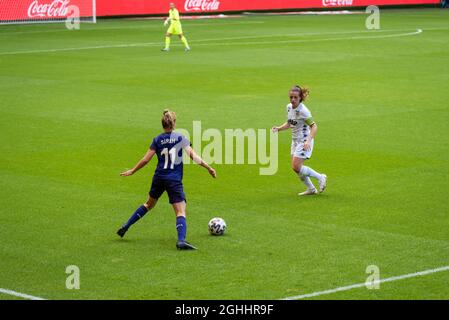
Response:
[149,179,186,204]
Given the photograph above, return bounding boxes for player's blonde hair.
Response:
[290,85,310,103]
[162,109,176,130]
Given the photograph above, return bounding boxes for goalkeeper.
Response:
[162,3,190,52]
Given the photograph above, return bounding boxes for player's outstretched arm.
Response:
[185,146,216,178]
[272,121,289,133]
[120,148,156,176]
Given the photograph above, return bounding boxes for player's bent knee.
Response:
[145,197,157,209]
[172,201,186,217]
[292,157,303,174]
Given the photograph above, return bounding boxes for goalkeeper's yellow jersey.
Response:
[169,8,181,25]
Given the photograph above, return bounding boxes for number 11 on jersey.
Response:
[161,147,176,169]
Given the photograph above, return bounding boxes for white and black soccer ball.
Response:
[208,217,227,236]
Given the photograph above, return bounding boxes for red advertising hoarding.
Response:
[0,0,94,21]
[0,0,440,22]
[96,0,440,17]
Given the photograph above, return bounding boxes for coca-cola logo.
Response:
[322,0,354,7]
[184,0,220,12]
[28,0,71,18]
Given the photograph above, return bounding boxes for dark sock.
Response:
[176,216,187,242]
[124,205,148,229]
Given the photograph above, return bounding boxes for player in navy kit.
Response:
[117,110,216,250]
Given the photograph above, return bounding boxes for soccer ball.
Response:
[208,217,226,236]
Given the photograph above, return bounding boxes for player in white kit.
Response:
[272,85,327,195]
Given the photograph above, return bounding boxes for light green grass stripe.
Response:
[0,28,424,56]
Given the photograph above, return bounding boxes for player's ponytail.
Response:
[162,109,176,130]
[291,85,310,103]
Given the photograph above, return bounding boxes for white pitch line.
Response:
[0,29,390,55]
[0,24,395,36]
[189,28,420,42]
[0,288,46,300]
[193,29,422,47]
[0,41,161,55]
[281,265,449,300]
[0,29,422,56]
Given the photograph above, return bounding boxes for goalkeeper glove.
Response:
[164,18,170,27]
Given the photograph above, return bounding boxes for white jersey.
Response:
[286,102,314,142]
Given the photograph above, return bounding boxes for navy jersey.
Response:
[150,132,190,181]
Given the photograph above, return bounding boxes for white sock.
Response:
[299,174,316,190]
[300,165,323,181]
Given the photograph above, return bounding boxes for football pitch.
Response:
[1,8,449,300]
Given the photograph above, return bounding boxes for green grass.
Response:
[1,8,449,300]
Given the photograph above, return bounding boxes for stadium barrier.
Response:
[0,0,96,24]
[0,0,440,23]
[95,0,440,17]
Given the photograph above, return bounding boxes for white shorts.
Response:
[291,139,314,159]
